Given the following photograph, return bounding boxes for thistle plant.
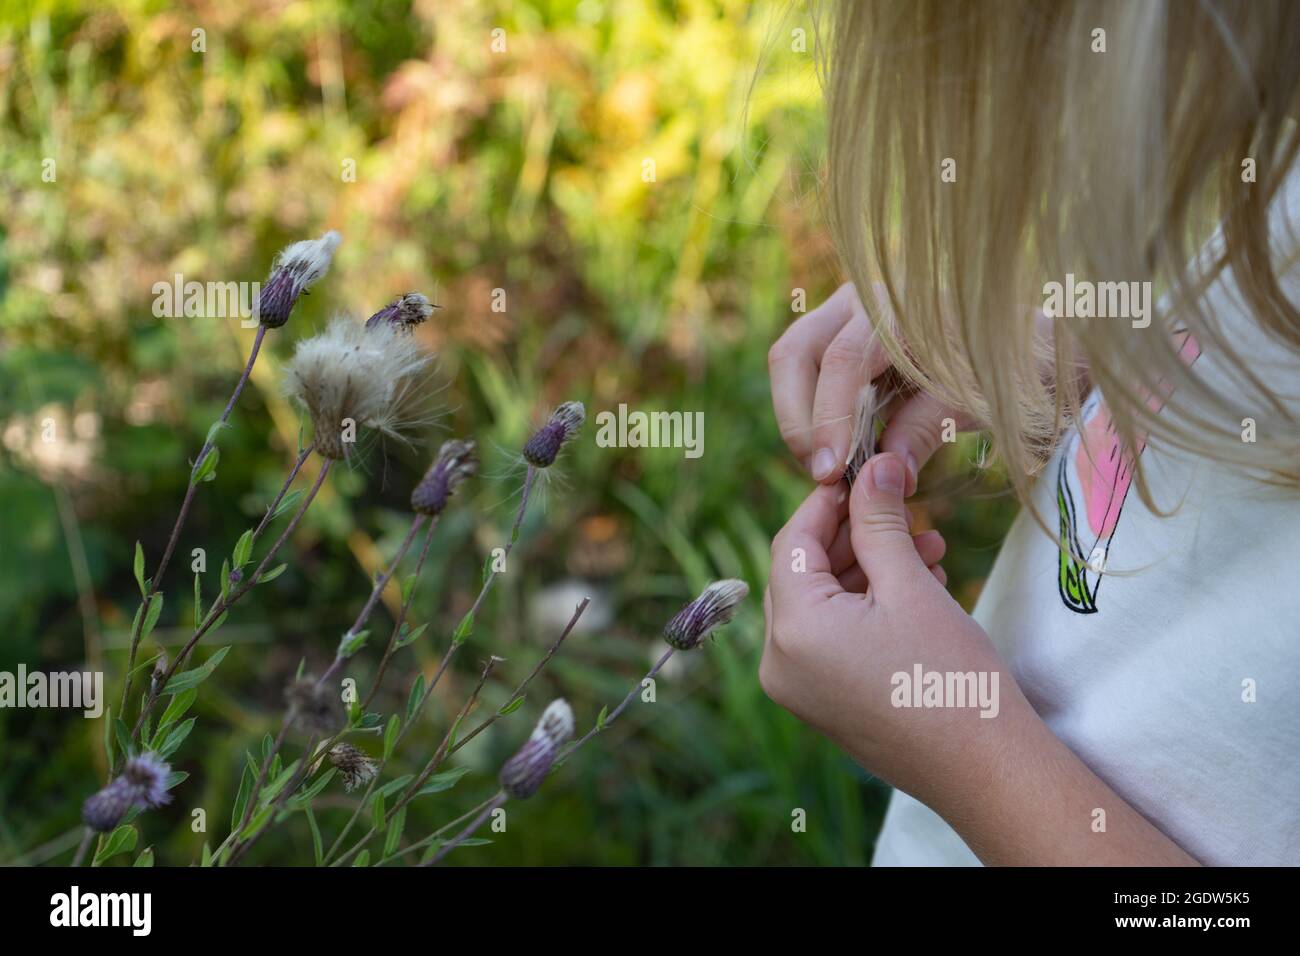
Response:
[78,230,749,869]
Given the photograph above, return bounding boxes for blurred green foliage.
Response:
[0,0,1015,865]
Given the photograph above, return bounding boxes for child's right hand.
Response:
[768,282,977,491]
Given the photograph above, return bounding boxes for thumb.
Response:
[850,452,930,595]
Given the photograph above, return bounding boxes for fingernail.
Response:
[869,454,905,496]
[905,452,918,494]
[811,447,837,481]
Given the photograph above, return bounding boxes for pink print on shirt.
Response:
[1055,330,1201,613]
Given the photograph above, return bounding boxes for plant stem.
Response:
[375,793,499,866]
[360,516,440,711]
[330,656,499,868]
[131,456,331,741]
[71,828,94,867]
[317,512,429,688]
[566,648,676,755]
[252,441,316,545]
[119,326,269,723]
[422,791,507,866]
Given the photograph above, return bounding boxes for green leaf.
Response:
[155,689,197,737]
[163,645,231,695]
[287,768,337,810]
[193,573,202,629]
[406,674,425,724]
[231,761,255,831]
[400,574,417,604]
[113,718,132,762]
[200,842,213,867]
[92,825,137,866]
[141,594,164,641]
[259,760,302,805]
[133,847,154,867]
[337,630,369,660]
[258,563,288,584]
[414,766,470,797]
[232,529,254,569]
[384,807,406,858]
[133,543,146,597]
[239,805,274,842]
[383,715,399,761]
[219,560,231,602]
[165,771,189,791]
[191,445,219,484]
[372,791,387,834]
[395,622,429,649]
[272,488,302,520]
[352,849,370,867]
[306,807,323,866]
[155,717,195,759]
[596,705,609,730]
[373,774,414,800]
[498,696,525,716]
[452,612,474,646]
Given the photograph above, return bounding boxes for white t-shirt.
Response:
[873,187,1300,867]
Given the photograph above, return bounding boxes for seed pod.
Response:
[663,579,750,650]
[522,401,585,468]
[499,699,574,799]
[411,439,478,516]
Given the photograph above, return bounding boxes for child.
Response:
[762,0,1300,865]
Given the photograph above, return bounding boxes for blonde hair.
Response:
[819,0,1300,512]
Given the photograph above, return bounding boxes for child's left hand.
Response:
[760,452,1014,802]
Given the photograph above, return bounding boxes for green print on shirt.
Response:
[1056,457,1099,614]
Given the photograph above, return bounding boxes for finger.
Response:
[809,314,890,483]
[930,564,948,586]
[829,523,944,574]
[849,452,931,596]
[878,391,954,496]
[838,564,868,593]
[770,483,846,604]
[769,283,862,466]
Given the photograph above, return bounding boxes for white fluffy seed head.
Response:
[274,231,341,288]
[284,316,432,459]
[530,698,575,747]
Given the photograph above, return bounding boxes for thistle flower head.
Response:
[285,675,337,735]
[81,752,172,833]
[365,292,436,332]
[499,698,574,800]
[411,439,478,515]
[257,230,341,329]
[284,317,431,459]
[663,579,750,650]
[329,744,380,792]
[522,401,585,468]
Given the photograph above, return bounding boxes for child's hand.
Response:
[768,282,977,490]
[761,452,1009,799]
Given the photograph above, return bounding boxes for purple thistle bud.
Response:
[663,579,750,650]
[256,231,341,329]
[82,752,172,832]
[329,744,379,792]
[365,292,437,332]
[522,401,585,468]
[499,699,574,800]
[411,439,478,516]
